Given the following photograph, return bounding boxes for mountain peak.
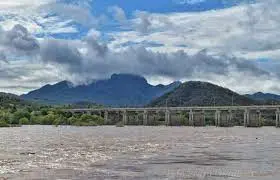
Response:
[54,80,73,88]
[149,81,256,107]
[110,73,148,84]
[246,92,280,103]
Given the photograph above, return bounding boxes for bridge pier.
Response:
[189,110,194,126]
[122,110,127,125]
[202,111,206,126]
[143,110,148,126]
[192,111,205,126]
[104,111,109,124]
[227,110,233,126]
[135,112,140,125]
[258,110,262,127]
[222,110,233,127]
[244,109,262,127]
[165,110,171,126]
[215,110,221,127]
[67,106,280,127]
[276,109,280,128]
[244,109,250,127]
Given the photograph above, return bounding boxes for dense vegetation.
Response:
[149,81,258,107]
[0,93,104,127]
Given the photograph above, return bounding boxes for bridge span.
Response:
[66,105,280,127]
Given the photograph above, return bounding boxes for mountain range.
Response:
[19,74,280,107]
[245,92,280,104]
[21,74,181,107]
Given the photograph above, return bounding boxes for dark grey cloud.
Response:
[37,32,269,84]
[0,24,40,56]
[40,39,82,72]
[0,24,273,88]
[85,34,108,57]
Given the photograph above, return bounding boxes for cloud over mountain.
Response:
[0,0,280,95]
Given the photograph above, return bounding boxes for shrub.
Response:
[19,117,30,125]
[79,114,104,125]
[41,113,57,125]
[0,120,9,127]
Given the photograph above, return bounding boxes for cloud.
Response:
[0,23,275,94]
[108,6,127,23]
[0,0,100,37]
[0,60,62,94]
[85,30,108,57]
[0,0,54,9]
[1,1,280,95]
[0,51,7,63]
[173,0,206,5]
[110,0,280,61]
[134,11,152,33]
[40,39,82,67]
[42,2,100,28]
[0,24,40,57]
[36,28,271,87]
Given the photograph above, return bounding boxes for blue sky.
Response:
[0,0,279,95]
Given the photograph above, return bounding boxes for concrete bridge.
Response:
[66,105,280,127]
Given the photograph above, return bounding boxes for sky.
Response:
[0,0,280,95]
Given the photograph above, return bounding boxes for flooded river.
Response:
[1,126,280,179]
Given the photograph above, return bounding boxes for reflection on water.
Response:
[1,126,280,179]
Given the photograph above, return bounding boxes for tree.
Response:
[12,109,31,124]
[19,117,30,125]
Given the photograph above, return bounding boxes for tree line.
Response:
[0,106,104,127]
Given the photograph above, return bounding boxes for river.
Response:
[1,126,280,179]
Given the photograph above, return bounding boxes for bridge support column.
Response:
[276,109,280,128]
[202,111,206,126]
[229,110,233,121]
[215,110,221,127]
[227,110,233,126]
[143,110,148,126]
[189,110,194,126]
[244,109,262,127]
[257,110,262,127]
[244,109,250,127]
[165,110,171,126]
[104,111,109,124]
[135,112,139,125]
[122,110,127,125]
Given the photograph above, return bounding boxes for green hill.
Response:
[149,81,257,107]
[0,92,30,109]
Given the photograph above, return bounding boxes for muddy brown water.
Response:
[1,126,280,179]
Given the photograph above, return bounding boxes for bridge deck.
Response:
[66,105,280,112]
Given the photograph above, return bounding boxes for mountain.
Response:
[245,92,280,104]
[149,81,257,107]
[21,74,181,106]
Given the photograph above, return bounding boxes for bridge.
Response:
[66,105,280,127]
